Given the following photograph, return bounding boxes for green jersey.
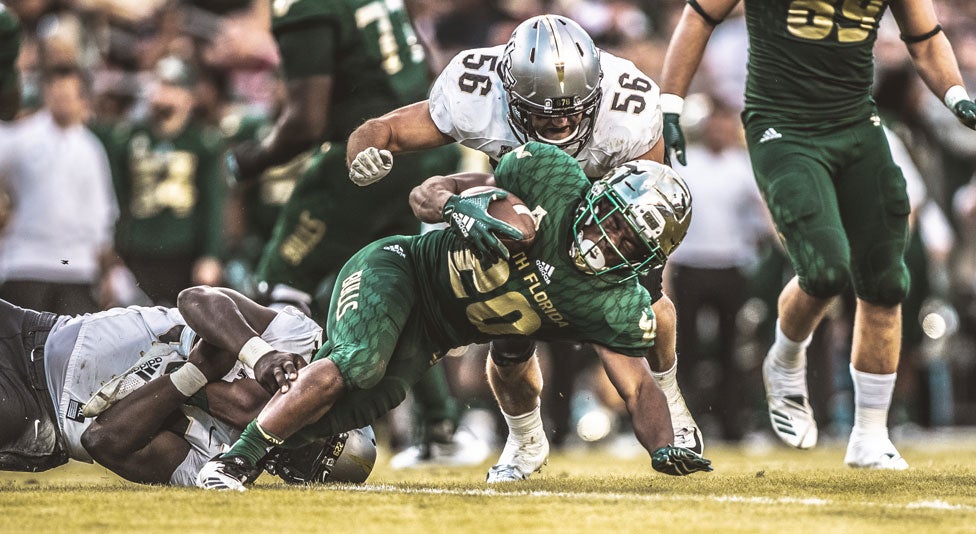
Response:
[411,143,656,357]
[744,0,890,124]
[106,121,226,258]
[271,0,430,142]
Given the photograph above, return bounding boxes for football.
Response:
[461,186,537,253]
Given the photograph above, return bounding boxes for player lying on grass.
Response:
[197,142,714,491]
[0,288,374,486]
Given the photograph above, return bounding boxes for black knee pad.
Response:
[489,337,536,367]
[798,264,850,299]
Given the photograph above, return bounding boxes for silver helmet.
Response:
[500,15,602,155]
[571,160,692,282]
[264,426,377,484]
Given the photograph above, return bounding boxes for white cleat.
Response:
[389,428,492,469]
[486,431,549,484]
[83,344,185,417]
[196,456,258,491]
[667,391,704,455]
[762,352,817,449]
[845,435,909,470]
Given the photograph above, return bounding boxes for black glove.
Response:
[652,445,713,476]
[953,99,976,130]
[662,112,687,166]
[443,190,523,261]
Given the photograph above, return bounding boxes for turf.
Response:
[2,434,974,533]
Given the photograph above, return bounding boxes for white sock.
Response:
[502,403,543,439]
[651,359,680,399]
[769,319,812,370]
[850,363,896,437]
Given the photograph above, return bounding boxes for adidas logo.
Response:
[536,260,554,284]
[451,212,475,237]
[759,127,782,143]
[133,356,164,382]
[383,244,406,258]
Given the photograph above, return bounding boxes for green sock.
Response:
[223,421,281,466]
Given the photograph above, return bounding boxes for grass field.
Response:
[2,430,975,534]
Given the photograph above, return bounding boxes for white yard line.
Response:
[343,485,975,512]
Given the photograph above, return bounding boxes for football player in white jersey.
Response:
[0,287,374,486]
[346,14,700,483]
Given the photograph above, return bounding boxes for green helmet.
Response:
[571,160,692,282]
[500,15,602,155]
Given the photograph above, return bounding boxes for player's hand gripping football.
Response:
[443,190,523,261]
[954,99,976,130]
[651,445,714,476]
[349,147,393,186]
[253,350,307,395]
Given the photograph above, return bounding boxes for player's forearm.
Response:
[177,286,263,354]
[346,101,453,166]
[409,175,459,223]
[660,5,721,97]
[626,377,675,454]
[238,107,325,177]
[347,119,395,166]
[905,34,968,104]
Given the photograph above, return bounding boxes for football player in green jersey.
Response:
[223,0,468,466]
[0,2,22,120]
[660,0,976,469]
[196,142,713,490]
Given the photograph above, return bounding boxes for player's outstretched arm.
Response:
[660,0,740,165]
[594,344,713,476]
[347,100,455,186]
[892,0,975,129]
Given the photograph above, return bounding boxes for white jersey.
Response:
[44,305,322,485]
[429,45,662,178]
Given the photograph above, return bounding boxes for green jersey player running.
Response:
[660,0,976,468]
[196,142,713,490]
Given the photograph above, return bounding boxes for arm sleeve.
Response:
[198,135,227,258]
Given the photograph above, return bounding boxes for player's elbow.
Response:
[177,285,215,312]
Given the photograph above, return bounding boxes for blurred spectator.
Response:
[0,4,22,120]
[664,96,773,442]
[102,55,225,306]
[0,64,117,314]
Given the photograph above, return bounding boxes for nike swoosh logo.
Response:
[208,425,217,447]
[34,419,40,439]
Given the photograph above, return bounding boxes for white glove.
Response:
[348,147,393,186]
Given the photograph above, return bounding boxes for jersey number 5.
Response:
[448,249,542,336]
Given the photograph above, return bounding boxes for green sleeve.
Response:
[276,20,338,80]
[198,132,227,258]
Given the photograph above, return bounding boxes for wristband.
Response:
[661,93,685,115]
[170,362,208,397]
[945,85,970,110]
[239,336,275,368]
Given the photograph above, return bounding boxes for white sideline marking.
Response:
[344,485,974,512]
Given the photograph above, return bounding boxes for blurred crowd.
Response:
[1,0,975,453]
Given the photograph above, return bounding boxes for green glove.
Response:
[954,99,976,130]
[443,190,523,261]
[662,112,687,166]
[652,445,713,476]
